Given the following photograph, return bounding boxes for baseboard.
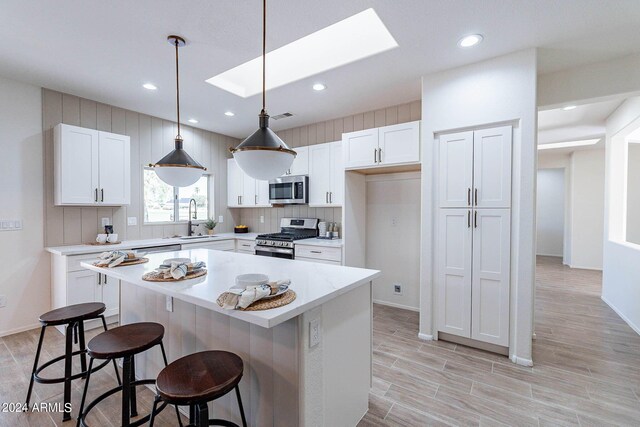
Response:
[511,355,534,367]
[536,253,563,257]
[601,295,640,336]
[418,333,433,341]
[568,264,603,271]
[372,299,419,312]
[0,322,41,338]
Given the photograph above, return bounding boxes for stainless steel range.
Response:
[255,218,319,259]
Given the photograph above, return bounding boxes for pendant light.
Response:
[151,35,206,187]
[229,0,296,180]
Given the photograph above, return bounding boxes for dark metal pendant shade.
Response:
[155,137,205,169]
[231,112,295,156]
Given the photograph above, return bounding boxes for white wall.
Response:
[365,173,420,311]
[602,96,640,335]
[536,169,564,257]
[570,149,605,269]
[0,76,48,335]
[626,143,640,244]
[421,49,538,365]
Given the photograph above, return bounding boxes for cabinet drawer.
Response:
[67,254,102,272]
[181,239,235,251]
[236,240,256,252]
[296,256,342,266]
[295,245,342,263]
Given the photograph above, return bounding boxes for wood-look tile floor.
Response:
[360,256,640,427]
[1,256,639,426]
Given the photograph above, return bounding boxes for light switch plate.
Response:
[101,218,111,227]
[309,318,321,348]
[127,217,137,226]
[166,296,173,312]
[260,215,264,224]
[218,216,224,223]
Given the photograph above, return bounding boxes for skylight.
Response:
[537,138,601,150]
[206,8,398,98]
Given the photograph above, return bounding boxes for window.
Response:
[143,169,210,223]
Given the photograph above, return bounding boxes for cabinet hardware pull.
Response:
[474,188,478,205]
[101,189,104,202]
[378,147,382,163]
[326,192,329,204]
[104,274,107,284]
[238,195,240,205]
[474,210,478,228]
[467,188,471,206]
[310,250,322,254]
[468,210,471,228]
[98,274,101,285]
[374,148,377,163]
[94,188,98,202]
[329,192,332,204]
[255,194,258,205]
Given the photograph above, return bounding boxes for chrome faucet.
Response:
[188,198,197,236]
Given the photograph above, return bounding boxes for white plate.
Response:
[229,283,288,299]
[163,257,191,265]
[235,273,269,288]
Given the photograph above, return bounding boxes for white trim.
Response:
[372,299,419,312]
[536,252,563,257]
[0,322,41,338]
[417,333,433,341]
[601,295,640,335]
[365,171,421,182]
[568,264,603,271]
[511,355,534,366]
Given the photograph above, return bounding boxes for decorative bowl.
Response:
[235,273,269,288]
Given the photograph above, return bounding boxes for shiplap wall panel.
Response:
[238,99,422,232]
[43,89,239,246]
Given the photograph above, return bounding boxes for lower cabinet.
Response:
[180,239,236,251]
[295,244,342,265]
[437,208,510,347]
[235,240,256,254]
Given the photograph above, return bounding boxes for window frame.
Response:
[142,167,212,225]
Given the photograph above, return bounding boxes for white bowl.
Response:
[235,273,269,288]
[163,257,191,265]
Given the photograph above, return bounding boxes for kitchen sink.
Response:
[179,235,220,240]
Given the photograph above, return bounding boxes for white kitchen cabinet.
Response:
[295,244,342,264]
[343,121,420,170]
[227,158,272,208]
[235,240,256,254]
[54,123,130,206]
[282,146,309,176]
[309,141,343,207]
[438,126,511,208]
[181,239,235,251]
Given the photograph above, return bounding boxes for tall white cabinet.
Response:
[436,125,512,348]
[227,158,271,207]
[309,141,343,207]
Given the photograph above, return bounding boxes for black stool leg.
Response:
[25,325,46,407]
[76,357,94,427]
[195,402,208,427]
[189,404,196,425]
[129,355,138,417]
[121,355,132,427]
[235,386,247,427]
[159,342,184,427]
[62,323,73,422]
[100,315,121,386]
[78,321,87,377]
[149,394,161,427]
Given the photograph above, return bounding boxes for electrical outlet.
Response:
[101,218,111,227]
[391,216,399,227]
[260,215,265,224]
[0,295,6,308]
[127,217,137,226]
[393,283,403,295]
[165,296,173,312]
[218,215,224,223]
[309,318,321,348]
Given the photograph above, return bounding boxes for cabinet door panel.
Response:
[98,131,130,205]
[256,180,270,206]
[101,275,119,318]
[438,131,474,208]
[437,209,472,338]
[309,143,332,205]
[471,209,510,346]
[343,129,378,169]
[67,270,98,305]
[289,146,309,176]
[473,126,512,208]
[55,124,99,205]
[379,121,420,165]
[242,172,256,206]
[227,159,243,207]
[329,141,344,206]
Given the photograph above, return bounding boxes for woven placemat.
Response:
[86,241,123,246]
[93,258,149,268]
[216,290,297,311]
[142,269,208,282]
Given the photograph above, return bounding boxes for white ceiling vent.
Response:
[272,112,294,120]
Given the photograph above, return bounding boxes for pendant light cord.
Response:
[175,38,181,138]
[261,0,266,114]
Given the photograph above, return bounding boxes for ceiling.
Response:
[2,0,640,138]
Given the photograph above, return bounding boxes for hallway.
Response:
[361,256,640,426]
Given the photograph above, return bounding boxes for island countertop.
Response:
[81,248,379,328]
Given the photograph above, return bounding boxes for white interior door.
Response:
[378,121,420,165]
[56,124,99,205]
[227,159,243,207]
[438,131,474,208]
[471,209,511,346]
[329,141,344,206]
[67,270,98,305]
[473,126,512,208]
[343,128,379,169]
[289,146,309,175]
[437,209,472,338]
[309,143,332,205]
[100,275,119,318]
[256,180,270,206]
[98,131,130,205]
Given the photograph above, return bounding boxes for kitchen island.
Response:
[81,248,379,427]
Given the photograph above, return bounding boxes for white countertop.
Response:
[81,249,378,328]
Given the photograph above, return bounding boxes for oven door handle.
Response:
[255,246,294,255]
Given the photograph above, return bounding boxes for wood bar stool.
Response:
[76,322,182,427]
[149,351,247,427]
[25,302,121,422]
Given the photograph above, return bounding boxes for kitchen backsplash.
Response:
[234,206,342,235]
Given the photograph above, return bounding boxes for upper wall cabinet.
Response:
[227,158,271,208]
[438,126,512,208]
[282,146,309,176]
[309,141,343,207]
[54,124,130,206]
[342,121,420,170]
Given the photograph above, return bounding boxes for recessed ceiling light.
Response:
[313,83,327,91]
[538,138,600,150]
[562,105,577,111]
[142,83,157,90]
[224,111,235,117]
[206,8,398,97]
[188,118,198,124]
[458,34,483,48]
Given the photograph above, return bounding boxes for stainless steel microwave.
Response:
[268,175,308,204]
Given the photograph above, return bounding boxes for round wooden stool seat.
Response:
[156,351,244,405]
[87,322,164,359]
[39,302,106,326]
